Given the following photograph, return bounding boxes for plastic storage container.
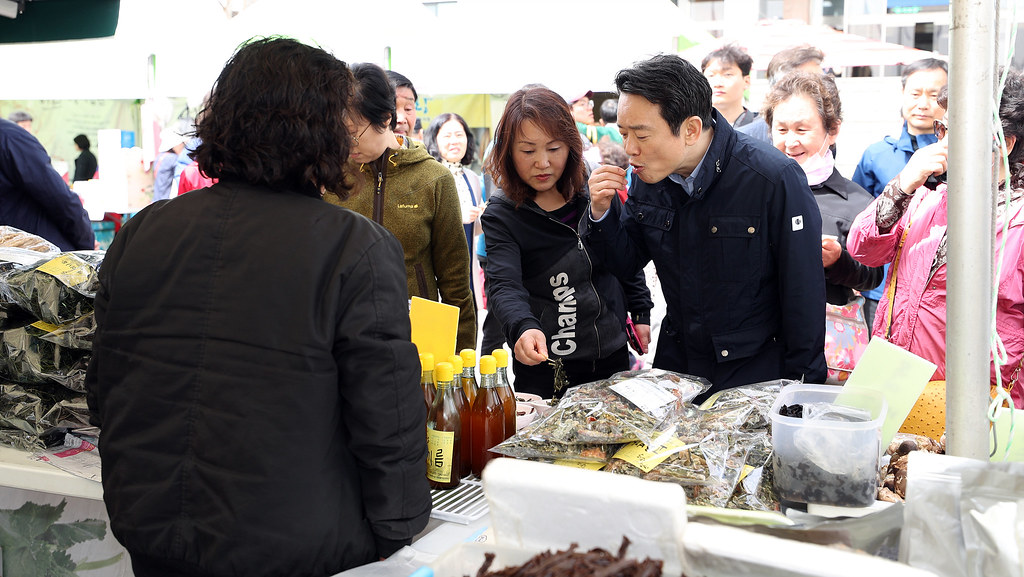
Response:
[770,384,886,507]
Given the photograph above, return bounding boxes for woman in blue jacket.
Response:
[481,86,651,398]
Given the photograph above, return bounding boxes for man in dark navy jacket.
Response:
[0,118,94,250]
[582,54,826,401]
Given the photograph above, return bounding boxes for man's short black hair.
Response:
[73,134,90,150]
[599,98,618,124]
[386,70,417,102]
[615,54,714,136]
[701,44,754,77]
[900,58,948,88]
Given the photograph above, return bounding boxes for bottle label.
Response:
[426,428,456,483]
[612,437,695,473]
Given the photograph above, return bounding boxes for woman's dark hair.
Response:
[73,134,90,150]
[352,62,398,132]
[424,112,477,165]
[192,37,355,199]
[615,54,714,137]
[485,87,585,205]
[999,68,1024,169]
[761,72,843,136]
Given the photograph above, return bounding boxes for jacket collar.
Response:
[810,168,849,198]
[897,121,939,153]
[688,110,729,200]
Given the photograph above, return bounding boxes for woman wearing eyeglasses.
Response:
[848,69,1024,410]
[325,62,476,352]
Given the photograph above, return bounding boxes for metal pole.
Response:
[946,0,995,459]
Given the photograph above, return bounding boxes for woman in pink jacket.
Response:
[847,70,1024,409]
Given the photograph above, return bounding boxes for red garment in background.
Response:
[177,162,217,196]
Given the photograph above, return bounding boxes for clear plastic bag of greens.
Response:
[2,250,103,325]
[0,318,90,391]
[488,433,617,464]
[727,431,779,511]
[604,430,758,508]
[0,382,85,451]
[520,369,710,446]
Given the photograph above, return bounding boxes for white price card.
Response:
[610,378,677,416]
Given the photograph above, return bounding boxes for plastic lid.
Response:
[479,355,496,375]
[435,362,454,382]
[447,354,463,374]
[419,352,434,372]
[460,348,476,367]
[491,348,508,367]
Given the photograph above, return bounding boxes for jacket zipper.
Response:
[528,200,605,358]
[373,168,384,224]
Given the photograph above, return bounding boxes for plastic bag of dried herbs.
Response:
[0,247,50,320]
[0,382,85,451]
[0,318,90,392]
[488,429,618,464]
[604,430,759,508]
[32,312,96,350]
[697,379,793,430]
[2,250,103,325]
[727,431,779,511]
[514,369,711,446]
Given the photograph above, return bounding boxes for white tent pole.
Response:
[946,0,996,459]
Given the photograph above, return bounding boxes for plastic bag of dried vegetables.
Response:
[0,318,90,392]
[0,226,61,254]
[0,247,49,320]
[727,431,779,511]
[512,369,711,446]
[488,431,617,464]
[2,251,103,325]
[604,429,758,508]
[0,382,85,451]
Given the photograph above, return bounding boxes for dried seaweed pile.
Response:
[0,234,102,451]
[471,537,666,577]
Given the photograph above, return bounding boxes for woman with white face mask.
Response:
[763,72,884,306]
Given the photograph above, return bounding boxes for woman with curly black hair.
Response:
[87,37,431,576]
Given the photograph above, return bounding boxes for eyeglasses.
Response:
[933,119,948,140]
[573,99,594,109]
[351,123,372,145]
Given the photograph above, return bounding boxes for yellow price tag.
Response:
[35,254,91,287]
[552,459,605,470]
[30,320,61,333]
[612,437,695,473]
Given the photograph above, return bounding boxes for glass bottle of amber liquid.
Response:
[447,354,472,478]
[459,348,479,406]
[426,362,461,490]
[471,355,505,477]
[491,348,516,439]
[419,352,436,412]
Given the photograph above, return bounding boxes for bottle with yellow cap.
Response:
[426,362,461,490]
[419,352,436,411]
[491,348,516,436]
[448,353,472,478]
[459,348,480,406]
[471,355,504,477]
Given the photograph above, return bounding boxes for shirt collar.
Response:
[669,140,711,197]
